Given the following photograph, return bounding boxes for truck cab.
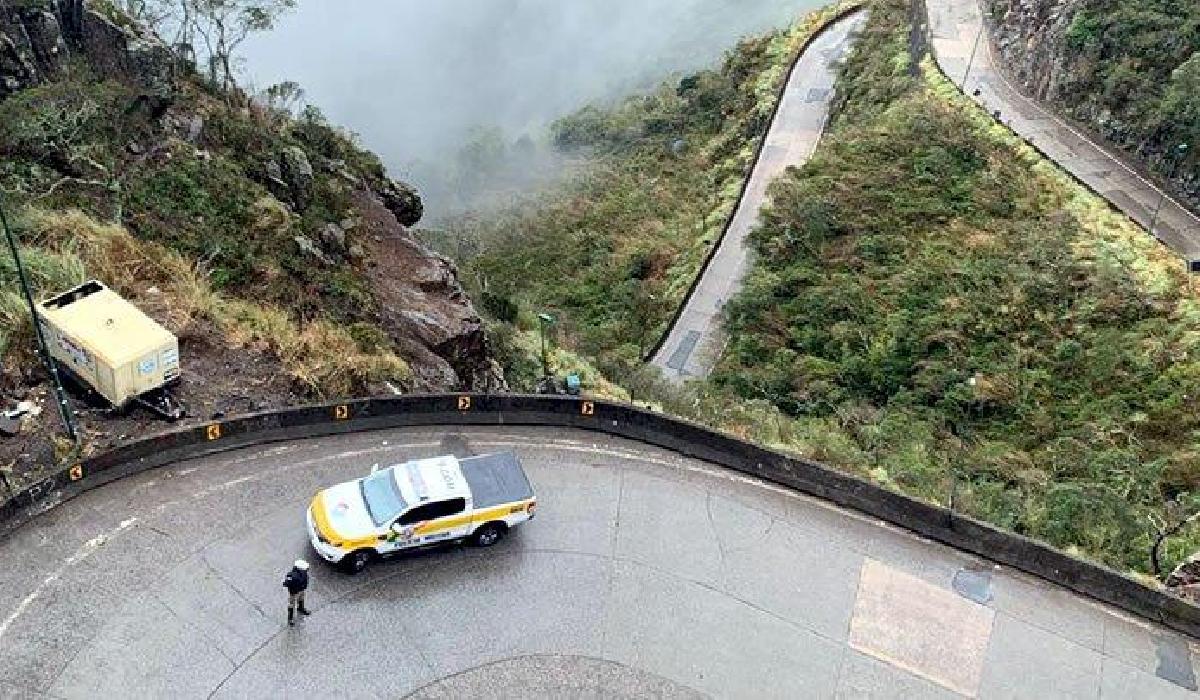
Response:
[307,452,536,573]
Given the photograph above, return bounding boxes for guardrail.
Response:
[3,392,1199,638]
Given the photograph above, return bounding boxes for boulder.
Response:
[319,222,346,252]
[378,178,423,227]
[280,146,314,210]
[293,235,330,265]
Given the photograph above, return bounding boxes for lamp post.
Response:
[537,313,554,380]
[0,194,79,446]
[961,26,984,92]
[1148,143,1189,240]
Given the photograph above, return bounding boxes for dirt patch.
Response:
[0,315,303,494]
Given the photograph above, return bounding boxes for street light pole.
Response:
[537,313,554,380]
[0,195,79,446]
[1148,143,1189,240]
[961,26,984,92]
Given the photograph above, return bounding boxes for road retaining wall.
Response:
[3,393,1199,638]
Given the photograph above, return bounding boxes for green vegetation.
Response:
[715,0,1200,573]
[1058,0,1198,174]
[450,1,858,389]
[459,0,1200,575]
[0,69,410,396]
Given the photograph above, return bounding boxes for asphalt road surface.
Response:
[651,11,866,382]
[927,0,1200,259]
[0,426,1195,698]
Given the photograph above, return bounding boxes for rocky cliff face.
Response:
[985,0,1198,210]
[0,0,173,98]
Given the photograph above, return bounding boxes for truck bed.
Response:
[460,452,534,509]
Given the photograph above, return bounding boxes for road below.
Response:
[927,0,1200,259]
[0,426,1194,698]
[651,11,866,382]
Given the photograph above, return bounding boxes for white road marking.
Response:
[0,517,139,641]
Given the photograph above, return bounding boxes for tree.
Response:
[187,0,296,97]
[262,80,305,116]
[113,0,174,27]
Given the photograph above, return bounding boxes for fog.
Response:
[242,0,823,221]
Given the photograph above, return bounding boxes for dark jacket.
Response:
[283,567,309,594]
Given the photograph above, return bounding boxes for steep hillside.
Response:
[716,0,1200,573]
[985,0,1198,209]
[0,0,495,486]
[444,1,858,390]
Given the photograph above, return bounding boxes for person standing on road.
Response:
[283,559,311,626]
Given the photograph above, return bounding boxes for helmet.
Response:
[294,559,309,570]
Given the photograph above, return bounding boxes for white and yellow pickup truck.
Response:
[307,452,536,573]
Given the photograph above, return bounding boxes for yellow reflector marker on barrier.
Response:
[458,396,472,411]
[69,464,84,481]
[581,401,594,416]
[206,424,222,441]
[334,405,350,421]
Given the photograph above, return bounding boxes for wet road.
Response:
[0,426,1194,698]
[927,0,1200,259]
[651,11,866,382]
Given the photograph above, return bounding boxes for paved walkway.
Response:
[0,426,1195,698]
[651,12,866,382]
[927,0,1200,259]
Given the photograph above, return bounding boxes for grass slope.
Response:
[716,0,1200,573]
[448,1,858,389]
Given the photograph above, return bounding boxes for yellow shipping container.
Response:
[36,281,180,409]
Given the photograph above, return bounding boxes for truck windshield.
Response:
[359,469,407,527]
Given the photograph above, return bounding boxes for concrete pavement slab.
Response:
[835,648,966,699]
[989,569,1106,652]
[517,459,620,557]
[848,559,994,696]
[1100,657,1199,700]
[151,556,279,662]
[601,558,844,699]
[977,613,1102,699]
[611,469,723,587]
[719,517,864,641]
[48,596,234,699]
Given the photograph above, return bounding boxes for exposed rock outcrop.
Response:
[984,0,1198,210]
[379,178,424,227]
[353,190,499,391]
[0,0,173,99]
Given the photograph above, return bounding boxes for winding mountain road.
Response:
[0,426,1195,698]
[654,0,1200,386]
[927,0,1200,260]
[651,11,867,382]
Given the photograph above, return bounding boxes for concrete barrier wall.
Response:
[4,393,1200,638]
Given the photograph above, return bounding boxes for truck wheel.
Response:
[471,523,506,547]
[342,549,373,574]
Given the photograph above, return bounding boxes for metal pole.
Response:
[537,313,553,380]
[1148,144,1189,239]
[0,196,79,446]
[961,26,984,91]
